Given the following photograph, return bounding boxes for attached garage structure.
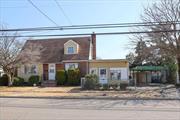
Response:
[89,59,129,84]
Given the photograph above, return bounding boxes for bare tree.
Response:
[126,52,136,68]
[19,41,44,64]
[0,26,23,86]
[133,0,180,83]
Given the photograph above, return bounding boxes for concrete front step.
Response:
[41,80,57,87]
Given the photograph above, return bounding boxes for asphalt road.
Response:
[0,98,180,120]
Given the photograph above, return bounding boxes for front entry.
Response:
[99,68,108,84]
[48,64,56,80]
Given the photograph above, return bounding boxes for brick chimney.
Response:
[91,32,96,59]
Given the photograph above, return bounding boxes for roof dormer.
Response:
[64,40,79,54]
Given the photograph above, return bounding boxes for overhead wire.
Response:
[54,0,72,25]
[27,0,61,28]
[1,29,179,38]
[1,21,180,32]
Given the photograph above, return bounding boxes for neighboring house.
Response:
[130,66,167,85]
[18,33,129,86]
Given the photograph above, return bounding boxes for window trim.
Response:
[90,68,98,75]
[67,47,75,54]
[65,63,78,70]
[24,64,38,75]
[110,68,121,80]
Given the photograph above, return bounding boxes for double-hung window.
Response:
[67,47,74,54]
[24,64,37,74]
[65,63,78,70]
[110,69,121,80]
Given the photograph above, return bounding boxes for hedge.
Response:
[28,75,40,86]
[56,70,66,85]
[13,77,25,86]
[67,69,80,86]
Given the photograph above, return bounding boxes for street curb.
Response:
[0,96,180,100]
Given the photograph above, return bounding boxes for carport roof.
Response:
[131,66,167,71]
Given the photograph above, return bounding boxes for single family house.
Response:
[18,33,129,86]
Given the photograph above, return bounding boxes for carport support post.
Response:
[146,72,148,85]
[133,70,136,90]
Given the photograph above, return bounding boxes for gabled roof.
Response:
[64,40,79,46]
[19,37,91,63]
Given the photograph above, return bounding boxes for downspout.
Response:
[87,60,89,74]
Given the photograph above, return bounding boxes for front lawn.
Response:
[0,85,179,99]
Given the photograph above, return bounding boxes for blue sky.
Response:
[0,0,154,59]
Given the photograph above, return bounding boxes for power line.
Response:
[27,0,61,28]
[1,29,179,38]
[66,21,180,27]
[54,0,72,25]
[1,21,180,32]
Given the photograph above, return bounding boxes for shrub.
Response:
[95,83,102,90]
[109,84,118,90]
[83,74,98,90]
[0,74,9,86]
[102,84,109,90]
[28,75,40,86]
[67,69,80,86]
[120,83,128,90]
[56,70,66,85]
[13,77,25,86]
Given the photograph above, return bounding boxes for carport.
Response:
[131,66,167,86]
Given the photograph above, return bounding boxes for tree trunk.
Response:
[177,57,180,84]
[7,73,13,86]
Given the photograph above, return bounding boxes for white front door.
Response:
[48,64,56,80]
[99,68,108,84]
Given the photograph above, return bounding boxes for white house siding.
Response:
[89,60,129,84]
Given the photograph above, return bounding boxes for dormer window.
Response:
[64,40,79,54]
[68,47,74,54]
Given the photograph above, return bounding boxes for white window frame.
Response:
[110,68,128,81]
[90,68,98,75]
[67,47,74,54]
[24,64,38,75]
[110,68,121,80]
[65,63,78,70]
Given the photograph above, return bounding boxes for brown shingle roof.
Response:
[19,37,91,63]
